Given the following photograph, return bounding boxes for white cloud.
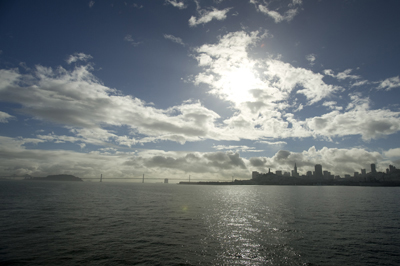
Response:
[189,7,231,27]
[376,76,400,91]
[124,34,142,46]
[37,133,83,145]
[88,1,95,8]
[132,3,143,9]
[164,34,185,46]
[195,31,337,109]
[258,5,297,23]
[290,0,302,6]
[306,54,316,65]
[0,111,14,123]
[251,0,301,23]
[192,30,400,141]
[0,64,222,146]
[165,0,187,9]
[351,80,369,87]
[323,68,360,80]
[306,94,400,140]
[322,101,342,111]
[265,59,339,105]
[385,148,400,158]
[212,145,263,152]
[257,140,287,145]
[66,52,93,64]
[1,44,399,149]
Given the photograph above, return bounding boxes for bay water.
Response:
[1,180,399,265]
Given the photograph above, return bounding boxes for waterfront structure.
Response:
[164,178,168,184]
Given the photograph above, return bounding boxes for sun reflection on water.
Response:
[200,186,304,265]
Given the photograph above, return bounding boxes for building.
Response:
[315,164,323,178]
[306,171,312,177]
[276,170,282,176]
[323,171,330,179]
[164,178,168,183]
[252,171,259,179]
[292,163,299,177]
[371,164,376,173]
[361,169,366,175]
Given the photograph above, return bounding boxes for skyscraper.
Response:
[315,164,323,178]
[292,163,299,177]
[371,164,376,173]
[361,169,366,175]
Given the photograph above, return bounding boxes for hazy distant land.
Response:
[26,174,83,182]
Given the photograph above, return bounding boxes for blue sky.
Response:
[1,0,400,181]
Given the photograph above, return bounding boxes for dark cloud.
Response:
[275,150,291,160]
[249,157,266,167]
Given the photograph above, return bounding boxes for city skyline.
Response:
[253,162,397,179]
[1,0,400,180]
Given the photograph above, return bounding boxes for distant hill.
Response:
[30,174,83,182]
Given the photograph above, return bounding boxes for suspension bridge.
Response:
[80,174,233,183]
[0,174,236,183]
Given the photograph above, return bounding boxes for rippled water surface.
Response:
[1,181,400,265]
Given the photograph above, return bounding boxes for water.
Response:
[1,181,399,265]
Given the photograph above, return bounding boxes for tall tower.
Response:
[315,164,323,178]
[371,164,376,173]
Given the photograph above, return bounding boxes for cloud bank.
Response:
[0,134,394,180]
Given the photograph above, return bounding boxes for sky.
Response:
[1,0,400,182]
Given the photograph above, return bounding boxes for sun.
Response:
[219,66,258,104]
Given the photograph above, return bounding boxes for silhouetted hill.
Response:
[31,174,83,182]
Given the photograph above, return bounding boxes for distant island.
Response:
[26,174,83,182]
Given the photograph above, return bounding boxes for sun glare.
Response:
[221,66,258,104]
